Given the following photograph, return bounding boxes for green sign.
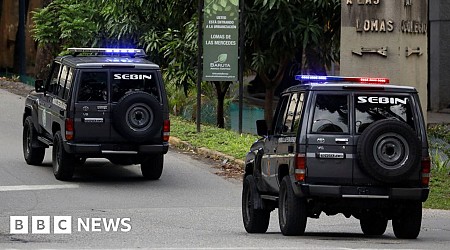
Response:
[202,0,239,82]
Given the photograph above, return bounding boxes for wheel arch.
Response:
[278,164,289,186]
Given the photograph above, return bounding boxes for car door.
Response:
[273,92,305,188]
[261,95,289,192]
[306,93,354,185]
[73,70,111,142]
[39,62,62,135]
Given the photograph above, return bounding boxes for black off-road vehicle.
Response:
[23,48,170,180]
[242,75,430,239]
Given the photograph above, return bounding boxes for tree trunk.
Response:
[305,45,327,75]
[33,0,57,80]
[34,43,59,80]
[213,81,230,128]
[264,86,275,130]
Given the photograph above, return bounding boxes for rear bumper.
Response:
[63,141,169,155]
[293,183,429,202]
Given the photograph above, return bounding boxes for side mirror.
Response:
[256,120,268,136]
[35,79,45,92]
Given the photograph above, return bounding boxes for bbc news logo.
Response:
[10,216,131,234]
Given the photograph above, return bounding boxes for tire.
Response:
[52,131,75,181]
[393,201,422,239]
[279,176,307,236]
[242,175,270,233]
[113,91,162,143]
[23,117,45,165]
[357,119,421,183]
[360,215,388,236]
[141,154,163,180]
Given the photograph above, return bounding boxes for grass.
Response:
[424,169,450,209]
[170,116,259,160]
[171,116,450,210]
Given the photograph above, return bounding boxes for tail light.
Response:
[163,119,170,142]
[65,118,74,141]
[294,153,306,181]
[421,155,431,186]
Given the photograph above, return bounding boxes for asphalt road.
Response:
[0,88,449,249]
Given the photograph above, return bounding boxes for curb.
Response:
[169,136,245,168]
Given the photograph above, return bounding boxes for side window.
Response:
[47,63,61,94]
[77,72,108,102]
[311,94,349,134]
[57,65,69,98]
[63,68,74,100]
[282,93,299,134]
[273,96,289,135]
[292,93,305,132]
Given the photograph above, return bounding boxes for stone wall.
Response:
[340,0,428,116]
[430,0,450,111]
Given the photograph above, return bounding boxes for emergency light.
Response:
[295,75,390,84]
[67,48,146,57]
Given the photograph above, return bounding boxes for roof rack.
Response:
[67,48,146,57]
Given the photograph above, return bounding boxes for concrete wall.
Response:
[429,0,450,111]
[340,0,428,116]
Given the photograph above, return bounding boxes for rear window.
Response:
[311,94,349,134]
[355,95,415,133]
[111,72,160,102]
[77,72,108,102]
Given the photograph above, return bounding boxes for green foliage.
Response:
[428,124,450,143]
[431,150,450,173]
[424,168,450,210]
[245,0,341,74]
[171,116,259,159]
[32,0,97,50]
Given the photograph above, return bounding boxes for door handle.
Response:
[335,138,349,144]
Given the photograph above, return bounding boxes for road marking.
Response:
[0,184,79,192]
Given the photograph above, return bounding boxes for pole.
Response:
[238,0,244,134]
[197,0,204,133]
[18,0,26,75]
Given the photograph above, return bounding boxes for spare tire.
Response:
[357,119,421,183]
[113,91,162,143]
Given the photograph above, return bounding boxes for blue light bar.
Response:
[67,48,146,57]
[295,75,389,84]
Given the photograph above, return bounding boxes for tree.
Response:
[32,0,98,79]
[244,0,341,128]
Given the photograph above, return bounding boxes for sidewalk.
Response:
[428,111,450,125]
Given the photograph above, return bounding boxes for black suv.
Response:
[242,76,430,239]
[23,48,170,181]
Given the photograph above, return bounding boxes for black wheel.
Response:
[141,154,163,180]
[393,201,422,239]
[23,117,45,165]
[360,214,388,236]
[357,119,421,183]
[52,131,75,181]
[279,176,307,236]
[113,92,162,143]
[242,175,270,233]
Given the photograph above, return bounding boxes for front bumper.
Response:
[293,183,429,202]
[63,141,169,155]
